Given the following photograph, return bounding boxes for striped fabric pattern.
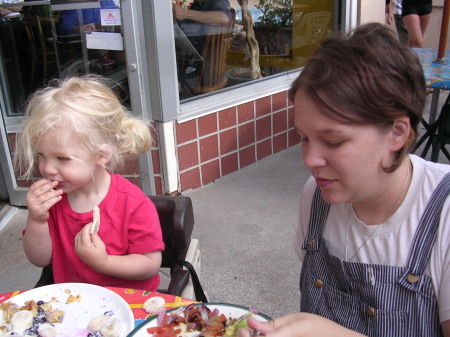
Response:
[299,174,450,336]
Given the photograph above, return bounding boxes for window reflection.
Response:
[0,0,129,117]
[173,0,334,102]
[173,0,233,99]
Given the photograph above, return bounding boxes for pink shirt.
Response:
[48,174,164,290]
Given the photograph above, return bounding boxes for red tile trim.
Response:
[239,145,256,168]
[201,159,221,185]
[176,119,197,144]
[198,112,218,137]
[175,91,300,192]
[180,167,201,191]
[199,134,219,162]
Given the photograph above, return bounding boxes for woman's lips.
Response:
[315,177,334,188]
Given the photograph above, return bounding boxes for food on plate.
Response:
[146,304,260,337]
[88,315,113,332]
[10,310,33,333]
[66,293,82,304]
[37,322,58,337]
[99,318,122,337]
[143,297,166,314]
[0,298,65,336]
[90,205,101,234]
[0,291,123,337]
[224,313,252,337]
[46,309,65,323]
[87,310,123,337]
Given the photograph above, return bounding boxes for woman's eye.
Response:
[326,140,343,147]
[300,136,309,143]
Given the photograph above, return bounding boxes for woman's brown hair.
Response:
[288,23,425,171]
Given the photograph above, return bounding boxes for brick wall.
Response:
[174,91,300,192]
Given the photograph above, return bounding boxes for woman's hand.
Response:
[26,179,63,223]
[75,223,108,272]
[239,314,366,337]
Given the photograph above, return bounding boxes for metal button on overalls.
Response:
[314,279,323,288]
[367,307,376,318]
[407,273,419,283]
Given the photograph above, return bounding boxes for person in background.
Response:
[0,6,22,19]
[402,0,432,47]
[386,0,409,44]
[240,23,450,336]
[58,0,119,35]
[15,76,164,290]
[173,0,231,54]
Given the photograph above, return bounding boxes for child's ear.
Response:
[97,144,113,166]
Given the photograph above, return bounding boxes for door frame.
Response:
[0,0,156,206]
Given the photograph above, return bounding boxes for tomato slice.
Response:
[147,325,182,337]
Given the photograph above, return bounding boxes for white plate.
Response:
[5,283,134,337]
[128,303,271,337]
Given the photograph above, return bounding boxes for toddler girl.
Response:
[15,76,164,290]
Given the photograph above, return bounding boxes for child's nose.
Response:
[42,161,58,176]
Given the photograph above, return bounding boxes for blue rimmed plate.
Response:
[128,302,271,337]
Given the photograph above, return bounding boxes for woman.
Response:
[402,0,432,47]
[241,23,450,336]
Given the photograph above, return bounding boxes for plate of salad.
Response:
[127,303,271,337]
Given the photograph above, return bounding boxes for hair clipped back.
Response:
[289,22,426,171]
[15,75,153,178]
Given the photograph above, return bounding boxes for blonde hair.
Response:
[15,75,153,179]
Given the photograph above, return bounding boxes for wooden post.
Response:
[238,0,262,79]
[436,0,450,63]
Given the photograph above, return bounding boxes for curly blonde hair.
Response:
[15,75,153,179]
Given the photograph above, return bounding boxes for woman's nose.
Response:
[302,144,326,169]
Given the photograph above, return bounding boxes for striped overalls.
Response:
[299,173,450,336]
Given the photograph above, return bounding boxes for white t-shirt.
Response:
[293,154,450,322]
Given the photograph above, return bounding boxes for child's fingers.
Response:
[26,180,62,220]
[29,179,57,195]
[27,180,62,205]
[77,223,92,240]
[89,232,105,249]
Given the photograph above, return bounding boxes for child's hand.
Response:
[26,179,63,223]
[75,223,108,272]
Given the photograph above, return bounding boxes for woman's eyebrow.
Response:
[294,125,346,136]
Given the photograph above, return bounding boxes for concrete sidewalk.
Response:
[185,146,306,318]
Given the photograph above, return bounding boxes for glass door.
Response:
[0,0,154,206]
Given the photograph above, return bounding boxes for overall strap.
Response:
[302,186,331,252]
[400,172,450,290]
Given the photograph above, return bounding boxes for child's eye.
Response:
[300,136,309,143]
[58,157,71,161]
